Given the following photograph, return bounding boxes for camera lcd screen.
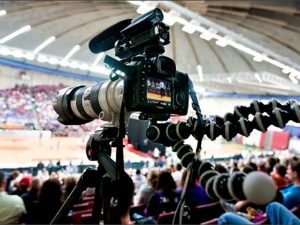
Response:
[146,77,171,105]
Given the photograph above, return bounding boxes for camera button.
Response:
[176,92,185,106]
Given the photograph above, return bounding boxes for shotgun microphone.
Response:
[89,19,131,54]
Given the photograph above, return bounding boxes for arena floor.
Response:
[0,135,247,168]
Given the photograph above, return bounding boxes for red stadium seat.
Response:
[130,203,146,216]
[69,208,93,224]
[191,201,225,224]
[157,211,175,224]
[82,196,94,202]
[201,218,218,225]
[73,201,94,211]
[81,212,93,224]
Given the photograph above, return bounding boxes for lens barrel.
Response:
[53,84,104,125]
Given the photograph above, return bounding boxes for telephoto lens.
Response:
[53,79,124,125]
[53,84,103,125]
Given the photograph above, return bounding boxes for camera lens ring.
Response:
[90,83,104,115]
[53,87,72,123]
[54,86,91,125]
[75,87,93,120]
[62,86,81,121]
[71,86,88,120]
[82,87,99,119]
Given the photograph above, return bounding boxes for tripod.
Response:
[50,127,127,224]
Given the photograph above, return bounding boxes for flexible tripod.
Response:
[50,127,126,224]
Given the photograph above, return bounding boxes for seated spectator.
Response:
[5,170,20,194]
[266,157,278,174]
[235,160,300,212]
[21,177,41,223]
[16,175,32,196]
[281,160,300,209]
[118,172,156,224]
[132,169,146,195]
[172,163,183,187]
[33,178,64,223]
[270,164,290,189]
[179,169,209,208]
[63,176,77,200]
[0,170,26,224]
[248,162,258,171]
[229,161,240,174]
[218,202,300,224]
[257,160,267,173]
[146,170,180,219]
[135,169,158,205]
[214,164,228,174]
[241,165,254,174]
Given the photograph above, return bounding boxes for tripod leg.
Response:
[91,172,104,224]
[50,168,98,225]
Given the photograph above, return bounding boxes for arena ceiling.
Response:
[0,1,299,95]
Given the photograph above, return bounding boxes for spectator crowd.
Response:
[0,84,101,136]
[1,154,300,224]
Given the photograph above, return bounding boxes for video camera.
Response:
[53,8,190,127]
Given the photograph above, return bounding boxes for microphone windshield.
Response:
[89,19,131,54]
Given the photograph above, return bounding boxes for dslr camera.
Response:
[53,8,189,126]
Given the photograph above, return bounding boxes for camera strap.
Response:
[173,78,205,225]
[188,77,204,153]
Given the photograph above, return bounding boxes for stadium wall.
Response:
[0,63,97,89]
[1,58,298,118]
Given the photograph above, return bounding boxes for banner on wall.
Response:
[239,130,291,151]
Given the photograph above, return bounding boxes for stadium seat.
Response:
[201,218,218,225]
[73,201,94,211]
[191,201,225,224]
[157,211,175,224]
[69,208,93,224]
[82,195,95,202]
[80,212,93,224]
[130,203,146,216]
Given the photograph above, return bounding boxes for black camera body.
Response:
[124,55,188,115]
[100,8,190,117]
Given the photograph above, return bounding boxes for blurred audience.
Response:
[179,169,209,208]
[33,179,64,223]
[21,177,41,223]
[146,170,180,219]
[172,163,183,187]
[132,169,146,195]
[0,84,101,136]
[270,164,290,189]
[0,170,26,224]
[134,169,158,205]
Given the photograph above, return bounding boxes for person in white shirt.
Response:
[172,163,183,188]
[0,170,26,224]
[132,169,146,195]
